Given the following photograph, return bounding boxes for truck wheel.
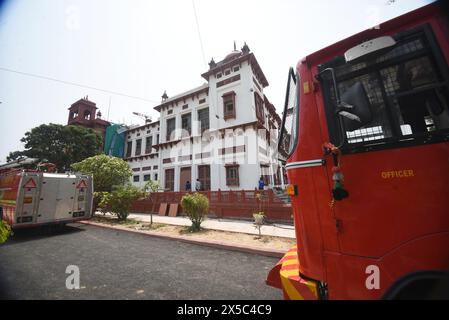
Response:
[383,271,449,300]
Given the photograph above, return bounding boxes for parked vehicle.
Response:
[267,2,449,299]
[0,158,93,228]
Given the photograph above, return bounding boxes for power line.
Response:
[192,0,207,68]
[0,66,160,103]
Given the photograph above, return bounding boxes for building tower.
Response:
[67,96,111,139]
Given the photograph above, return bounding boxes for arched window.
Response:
[71,111,78,119]
[84,110,91,120]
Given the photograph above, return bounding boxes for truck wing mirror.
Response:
[338,81,373,132]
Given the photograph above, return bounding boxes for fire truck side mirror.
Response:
[337,81,373,132]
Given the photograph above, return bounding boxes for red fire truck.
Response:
[0,158,94,229]
[267,2,449,299]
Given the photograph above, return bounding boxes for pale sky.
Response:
[0,0,433,162]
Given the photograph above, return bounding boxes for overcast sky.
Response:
[0,0,433,162]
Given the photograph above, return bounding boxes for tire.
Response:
[383,271,449,300]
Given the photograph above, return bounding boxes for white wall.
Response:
[207,60,258,130]
[125,123,160,188]
[127,52,281,192]
[159,91,209,142]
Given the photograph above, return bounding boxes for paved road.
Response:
[0,224,282,300]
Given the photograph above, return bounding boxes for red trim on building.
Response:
[124,153,158,162]
[154,87,209,112]
[126,121,160,135]
[153,139,183,150]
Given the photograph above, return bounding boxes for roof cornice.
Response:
[201,53,269,87]
[154,86,209,112]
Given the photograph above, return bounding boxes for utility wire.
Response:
[192,0,207,68]
[0,66,160,103]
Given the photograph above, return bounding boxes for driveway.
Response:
[0,224,282,300]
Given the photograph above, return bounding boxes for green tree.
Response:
[72,154,133,212]
[181,193,209,232]
[99,184,145,221]
[8,123,102,171]
[6,151,26,162]
[64,125,103,164]
[143,180,161,226]
[71,154,132,192]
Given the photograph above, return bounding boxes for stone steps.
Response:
[272,188,291,205]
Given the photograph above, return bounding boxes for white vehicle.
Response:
[0,159,94,229]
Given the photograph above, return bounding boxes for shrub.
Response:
[181,193,209,232]
[0,220,12,244]
[72,155,133,213]
[253,212,265,239]
[94,191,111,214]
[100,184,144,221]
[253,191,266,239]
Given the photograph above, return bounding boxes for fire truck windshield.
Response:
[278,68,299,158]
[319,24,449,153]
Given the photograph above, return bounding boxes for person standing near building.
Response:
[185,180,191,192]
[195,179,201,192]
[258,176,265,190]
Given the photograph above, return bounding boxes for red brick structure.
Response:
[131,189,293,223]
[67,97,110,138]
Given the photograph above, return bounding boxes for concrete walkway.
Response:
[128,213,296,239]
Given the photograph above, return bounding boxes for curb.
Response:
[79,220,285,258]
[128,214,296,239]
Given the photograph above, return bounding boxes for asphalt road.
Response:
[0,224,282,300]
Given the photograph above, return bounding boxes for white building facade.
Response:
[125,44,284,192]
[124,121,160,188]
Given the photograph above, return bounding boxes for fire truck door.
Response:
[36,177,59,223]
[54,177,77,220]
